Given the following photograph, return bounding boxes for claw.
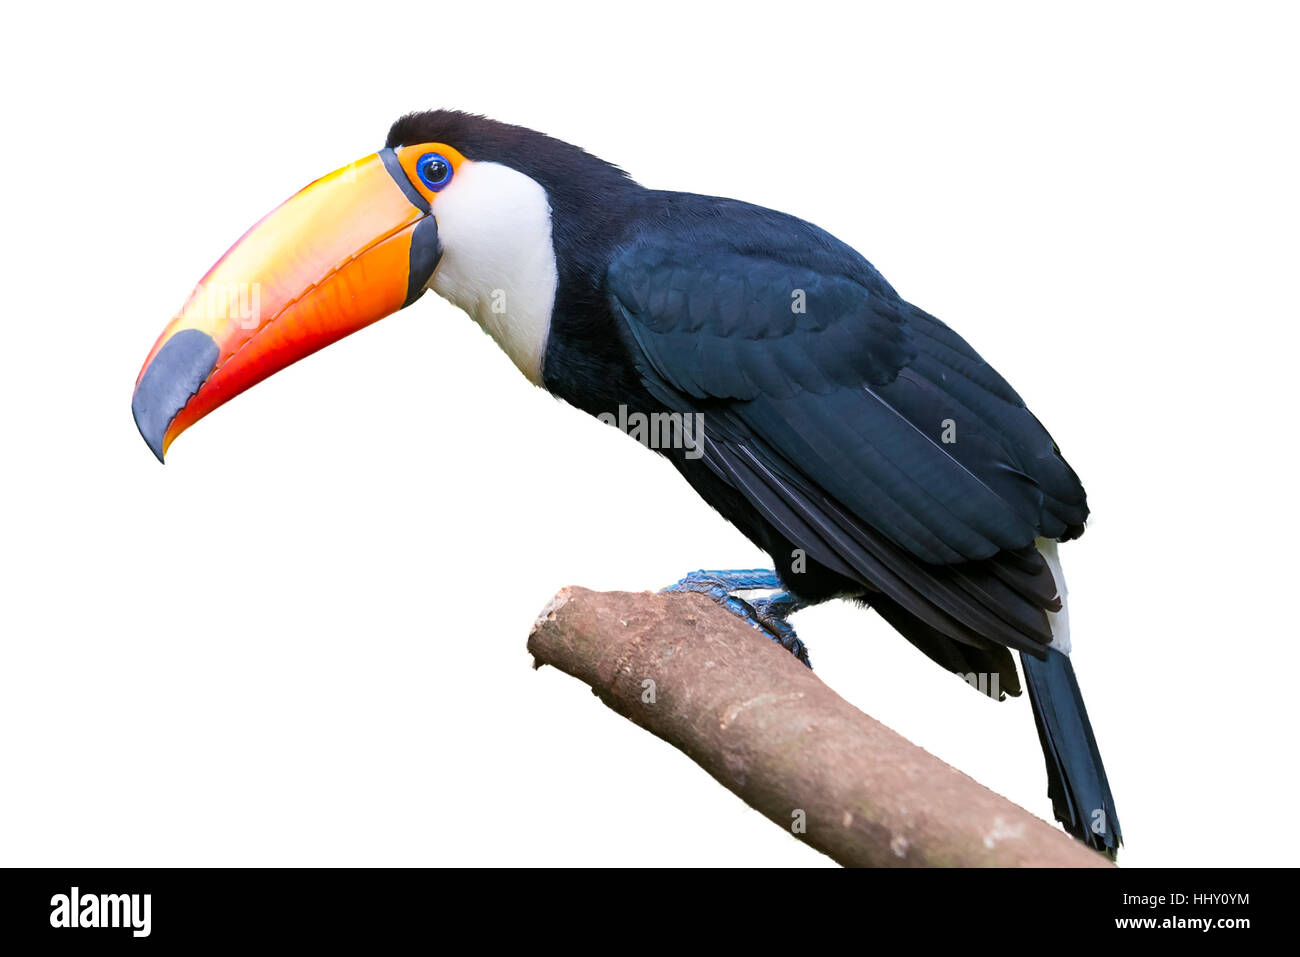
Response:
[662,569,812,668]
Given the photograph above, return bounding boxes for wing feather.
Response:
[606,217,1085,653]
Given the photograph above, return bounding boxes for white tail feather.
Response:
[1035,537,1071,654]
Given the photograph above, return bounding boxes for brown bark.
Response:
[528,586,1112,868]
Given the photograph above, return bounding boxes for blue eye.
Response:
[416,153,453,190]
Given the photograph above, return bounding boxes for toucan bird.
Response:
[132,110,1121,857]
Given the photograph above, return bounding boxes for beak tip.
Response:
[132,328,219,465]
[131,396,167,463]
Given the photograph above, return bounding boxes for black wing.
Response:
[607,214,1087,657]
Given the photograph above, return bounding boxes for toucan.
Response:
[133,110,1121,858]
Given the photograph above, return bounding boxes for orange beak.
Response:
[132,145,454,461]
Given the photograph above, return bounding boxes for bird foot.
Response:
[661,569,811,667]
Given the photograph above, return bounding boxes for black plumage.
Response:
[388,111,1118,854]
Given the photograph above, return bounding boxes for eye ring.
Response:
[416,152,453,191]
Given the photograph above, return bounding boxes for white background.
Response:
[2,1,1296,867]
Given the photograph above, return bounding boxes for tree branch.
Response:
[528,586,1111,868]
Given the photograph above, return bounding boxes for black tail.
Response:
[1020,648,1122,858]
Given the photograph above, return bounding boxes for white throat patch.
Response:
[427,160,558,385]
